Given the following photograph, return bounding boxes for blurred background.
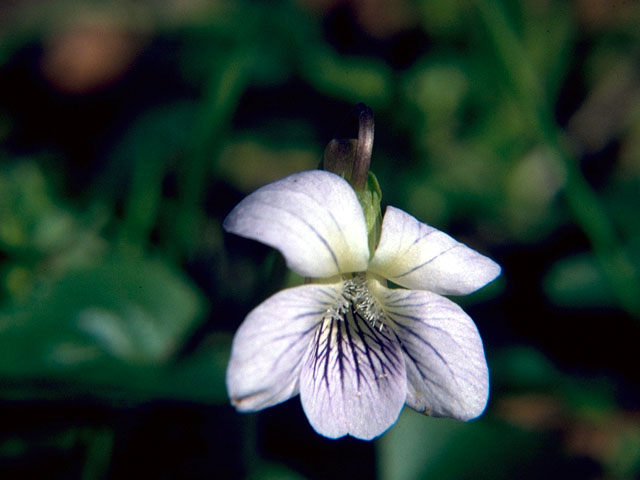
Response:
[1,0,639,478]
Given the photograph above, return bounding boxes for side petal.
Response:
[369,206,501,295]
[226,283,343,411]
[370,281,489,420]
[299,306,407,440]
[223,170,369,278]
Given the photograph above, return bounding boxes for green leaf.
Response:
[379,412,542,480]
[0,255,203,375]
[489,346,562,390]
[248,462,310,480]
[300,46,393,109]
[0,255,233,403]
[544,253,617,308]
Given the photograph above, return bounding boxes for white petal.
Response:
[226,283,344,411]
[223,170,369,278]
[370,280,489,420]
[299,307,407,440]
[369,206,501,295]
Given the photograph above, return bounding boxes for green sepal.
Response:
[356,171,382,255]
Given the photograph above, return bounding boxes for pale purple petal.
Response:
[226,283,343,411]
[371,281,489,420]
[299,309,407,440]
[369,206,501,295]
[223,170,369,278]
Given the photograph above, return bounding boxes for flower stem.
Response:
[323,103,375,191]
[323,104,382,251]
[352,103,375,191]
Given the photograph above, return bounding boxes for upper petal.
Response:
[370,280,489,420]
[368,206,501,295]
[299,306,407,440]
[223,170,369,278]
[226,283,344,411]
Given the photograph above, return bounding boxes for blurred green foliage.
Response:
[1,0,640,478]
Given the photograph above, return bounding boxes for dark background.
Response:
[1,0,639,478]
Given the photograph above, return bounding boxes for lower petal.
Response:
[226,283,343,411]
[299,305,407,440]
[370,281,489,420]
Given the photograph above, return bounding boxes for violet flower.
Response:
[224,169,500,439]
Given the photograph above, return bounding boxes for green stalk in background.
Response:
[476,0,640,318]
[171,49,251,259]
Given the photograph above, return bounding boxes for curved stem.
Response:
[352,103,375,190]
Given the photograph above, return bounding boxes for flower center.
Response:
[328,273,386,331]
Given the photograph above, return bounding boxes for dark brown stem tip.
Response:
[322,103,375,190]
[352,103,375,190]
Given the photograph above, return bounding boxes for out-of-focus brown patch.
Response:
[294,0,342,13]
[565,412,640,474]
[496,393,640,475]
[351,0,416,38]
[495,393,565,430]
[296,0,417,38]
[567,60,640,156]
[41,19,145,94]
[572,0,640,30]
[565,420,619,463]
